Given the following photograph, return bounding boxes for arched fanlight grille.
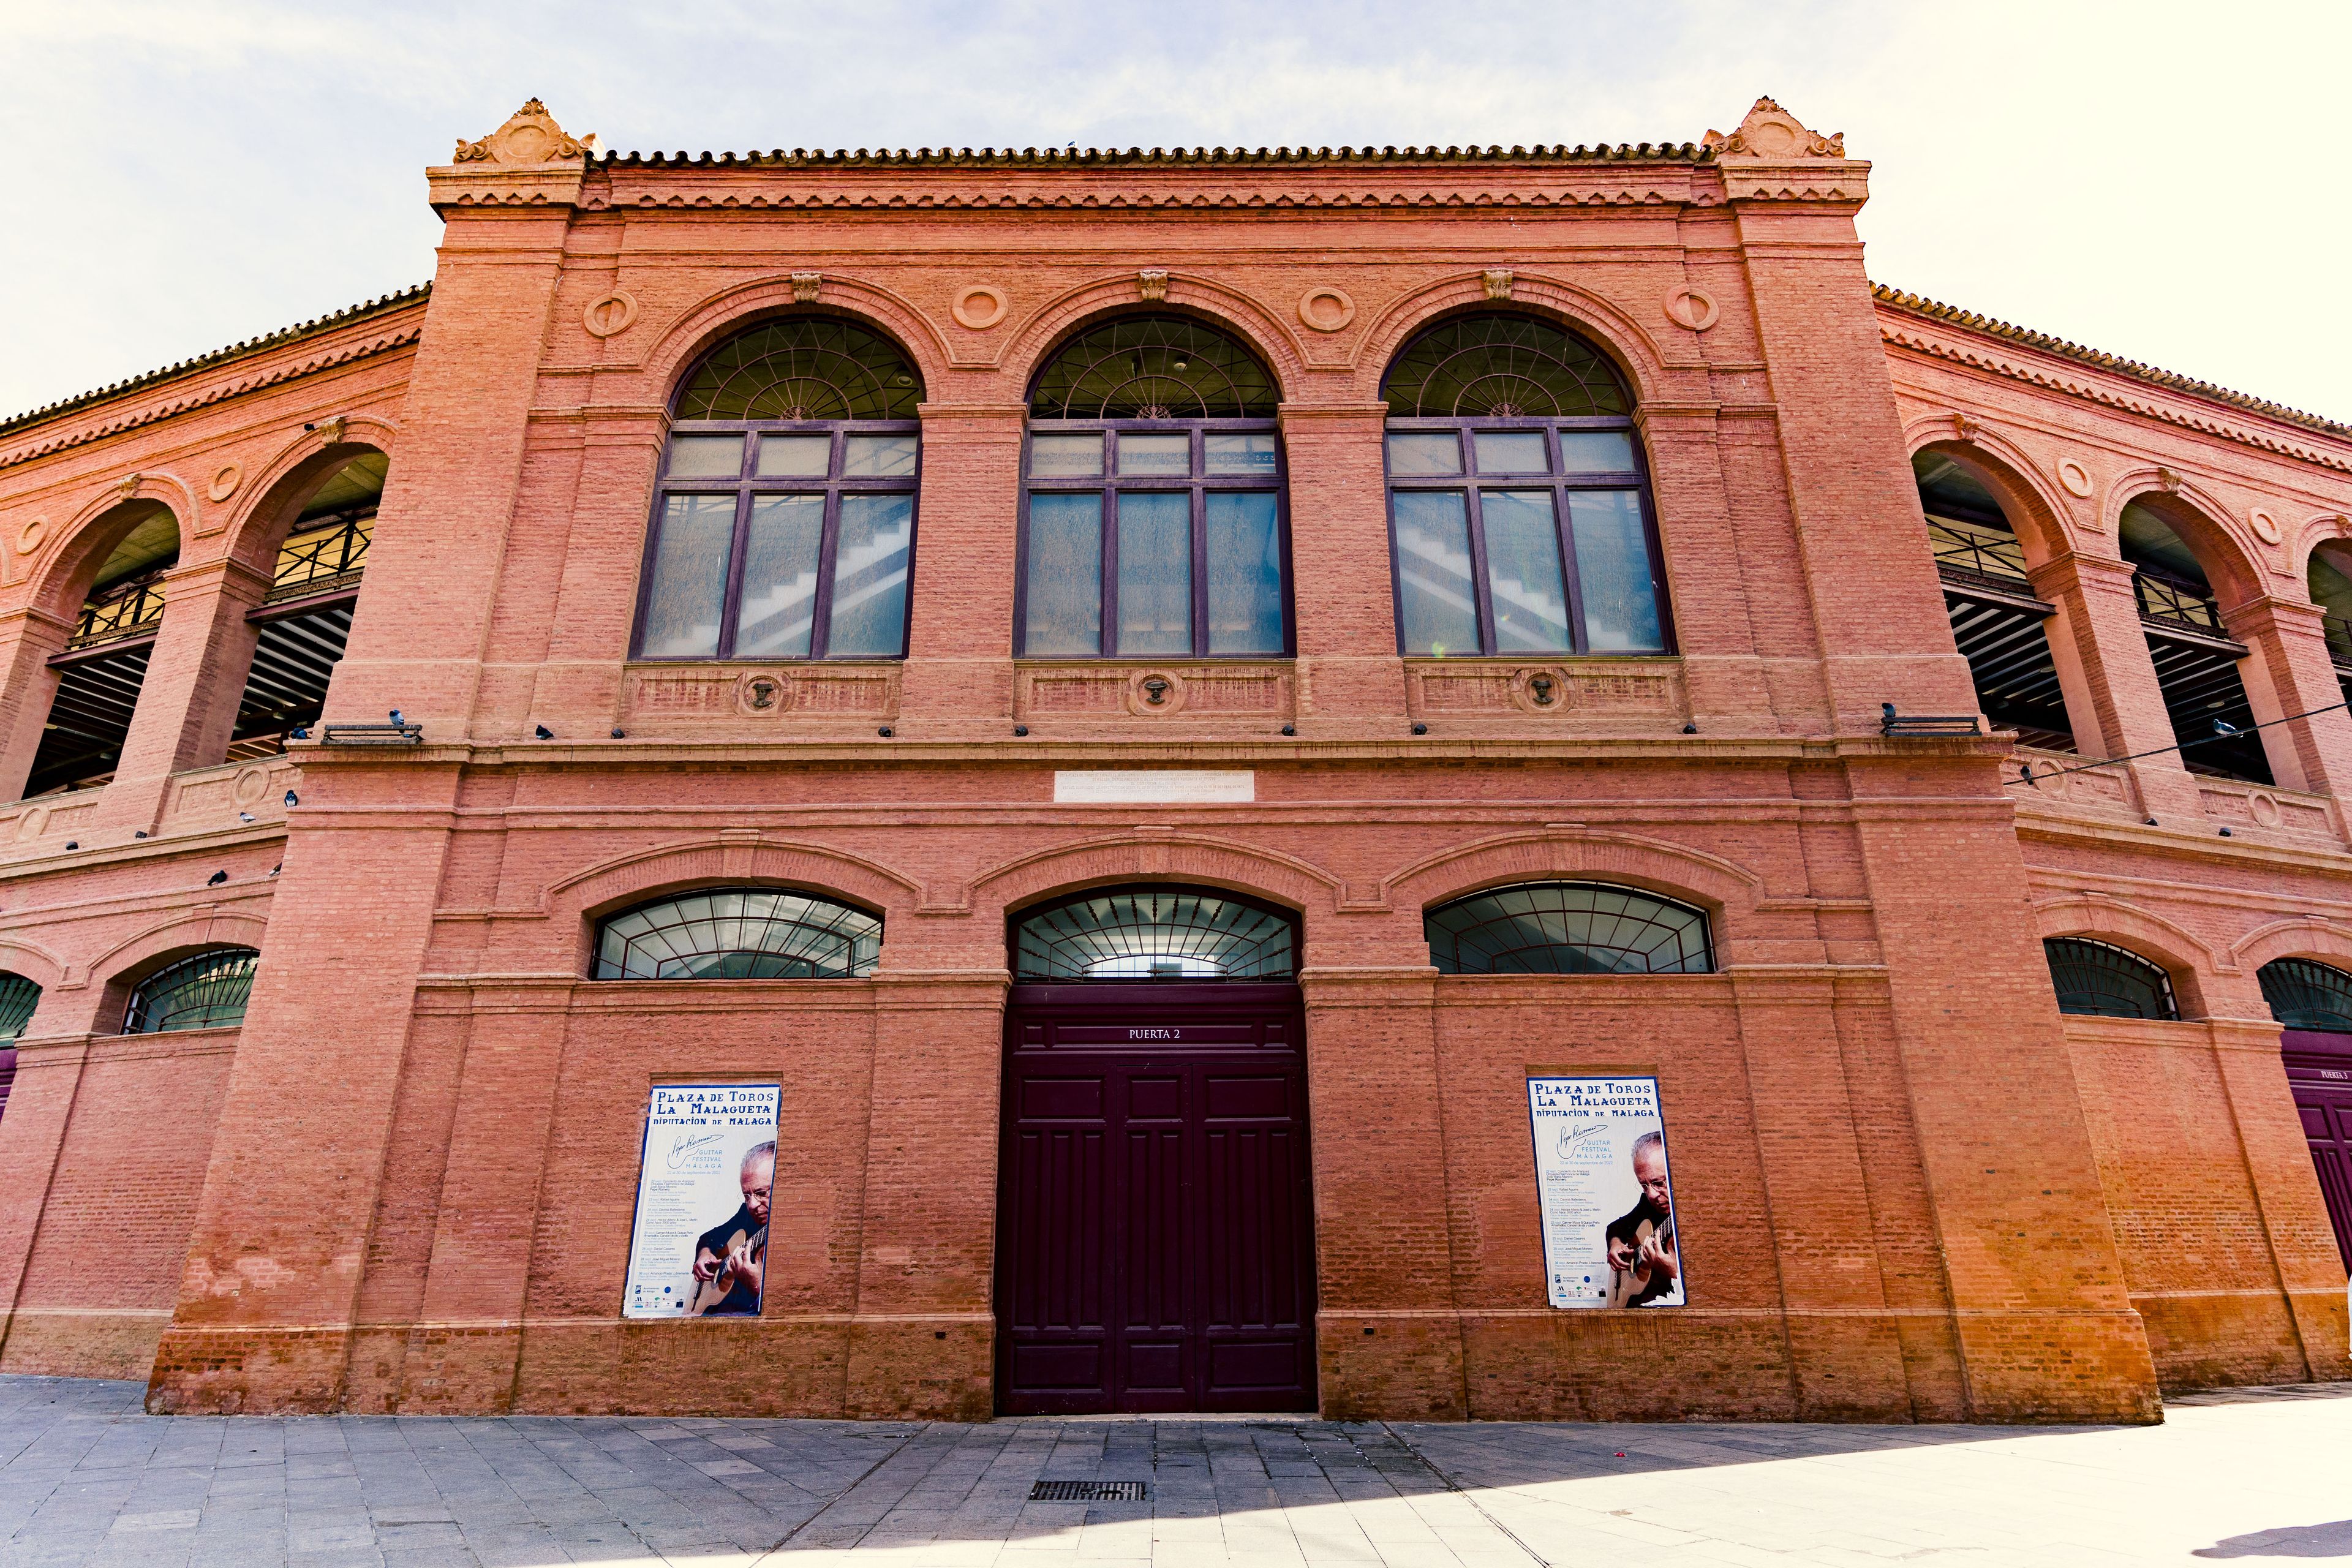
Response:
[124,948,260,1035]
[674,318,923,421]
[1425,882,1712,975]
[2259,957,2352,1033]
[1382,314,1630,418]
[595,888,882,980]
[1029,315,1278,420]
[1013,888,1295,981]
[2045,938,2178,1020]
[0,972,37,1040]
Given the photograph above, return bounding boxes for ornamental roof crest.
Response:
[1703,97,1845,160]
[453,99,600,165]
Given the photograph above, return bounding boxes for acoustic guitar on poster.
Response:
[688,1222,766,1316]
[1605,1213,1675,1308]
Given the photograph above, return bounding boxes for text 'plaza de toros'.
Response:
[0,97,2345,1422]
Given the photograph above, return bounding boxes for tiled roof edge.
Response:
[1872,284,2351,442]
[0,284,434,442]
[596,142,1711,170]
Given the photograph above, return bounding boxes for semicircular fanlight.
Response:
[1382,313,1630,419]
[2259,957,2352,1033]
[1014,888,1295,980]
[124,948,260,1035]
[1029,315,1278,420]
[595,888,882,980]
[1425,881,1712,975]
[2044,937,2178,1020]
[0,972,38,1041]
[676,318,923,421]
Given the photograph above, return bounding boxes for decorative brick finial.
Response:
[1703,96,1845,159]
[453,99,598,166]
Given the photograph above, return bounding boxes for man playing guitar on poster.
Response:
[689,1140,774,1317]
[1604,1129,1679,1308]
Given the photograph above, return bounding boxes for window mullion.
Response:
[1463,486,1498,657]
[1100,484,1121,659]
[717,488,753,659]
[810,483,843,660]
[1555,477,1590,658]
[1190,478,1209,658]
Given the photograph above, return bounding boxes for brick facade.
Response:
[0,97,2343,1421]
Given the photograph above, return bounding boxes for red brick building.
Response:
[0,96,2344,1422]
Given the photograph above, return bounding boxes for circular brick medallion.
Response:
[206,464,243,503]
[1126,669,1188,715]
[2249,791,2283,829]
[1297,287,1356,333]
[16,518,47,554]
[2248,508,2282,546]
[1664,287,1719,331]
[736,671,791,714]
[582,290,640,339]
[952,285,1009,330]
[2057,459,2095,499]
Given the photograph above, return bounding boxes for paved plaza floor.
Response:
[0,1376,2346,1568]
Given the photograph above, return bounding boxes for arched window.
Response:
[2119,500,2268,783]
[2260,958,2352,1033]
[594,888,881,979]
[29,503,179,797]
[1019,315,1289,659]
[124,948,260,1035]
[1425,882,1711,974]
[1012,888,1295,980]
[2043,937,2178,1020]
[1913,451,2075,752]
[636,318,922,663]
[1382,315,1668,658]
[0,973,39,1041]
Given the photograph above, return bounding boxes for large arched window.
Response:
[2260,958,2352,1033]
[1012,887,1295,980]
[2043,937,2178,1020]
[636,317,922,663]
[0,971,37,1127]
[2119,500,2269,784]
[124,948,260,1035]
[594,888,881,979]
[1018,316,1289,659]
[1425,882,1712,974]
[1913,451,2075,752]
[1382,315,1668,658]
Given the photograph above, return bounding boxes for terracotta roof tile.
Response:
[597,143,1710,170]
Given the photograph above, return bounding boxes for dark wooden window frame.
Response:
[1383,415,1673,658]
[1014,420,1295,660]
[632,420,922,662]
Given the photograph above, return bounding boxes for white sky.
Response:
[4,0,2346,424]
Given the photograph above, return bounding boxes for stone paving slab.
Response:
[0,1376,2348,1566]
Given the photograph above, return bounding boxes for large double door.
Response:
[2285,1030,2352,1271]
[995,982,1317,1414]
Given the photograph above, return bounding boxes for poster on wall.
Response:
[1525,1075,1685,1309]
[621,1083,781,1320]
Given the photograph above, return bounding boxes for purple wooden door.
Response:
[997,982,1316,1414]
[2284,1031,2352,1271]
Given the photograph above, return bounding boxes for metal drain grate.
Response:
[1030,1480,1148,1502]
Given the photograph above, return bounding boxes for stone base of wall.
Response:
[2138,1288,2350,1392]
[0,1307,171,1381]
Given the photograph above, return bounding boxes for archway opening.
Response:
[2120,499,2269,782]
[1913,451,2074,752]
[2308,541,2352,709]
[228,452,383,761]
[2260,957,2352,1270]
[29,505,179,796]
[0,971,38,1128]
[997,885,1314,1414]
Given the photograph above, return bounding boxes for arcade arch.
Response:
[2118,497,2269,783]
[2307,540,2352,707]
[1910,448,2078,752]
[26,503,181,796]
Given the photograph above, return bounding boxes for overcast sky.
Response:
[5,0,2345,423]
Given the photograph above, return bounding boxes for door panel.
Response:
[997,982,1316,1414]
[2283,1031,2352,1272]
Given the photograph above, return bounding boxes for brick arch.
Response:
[1904,426,2080,568]
[633,277,954,410]
[26,479,194,624]
[548,836,923,925]
[0,933,70,993]
[2031,892,2216,1017]
[970,832,1341,924]
[219,421,396,578]
[86,911,269,995]
[1380,827,1763,932]
[1349,274,1679,409]
[994,277,1306,403]
[2288,512,2352,585]
[2102,473,2267,608]
[2229,917,2352,976]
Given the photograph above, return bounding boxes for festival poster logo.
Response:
[1525,1075,1684,1309]
[621,1083,781,1319]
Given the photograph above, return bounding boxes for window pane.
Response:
[1392,490,1479,656]
[641,494,737,657]
[734,496,824,657]
[1025,492,1104,654]
[1387,432,1463,475]
[1118,433,1191,476]
[1205,433,1278,475]
[1117,491,1193,654]
[756,434,831,477]
[666,434,745,478]
[826,493,914,657]
[1482,491,1571,652]
[843,433,919,477]
[1474,431,1549,473]
[1569,489,1665,652]
[1205,492,1283,655]
[1559,429,1637,473]
[1031,434,1104,477]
